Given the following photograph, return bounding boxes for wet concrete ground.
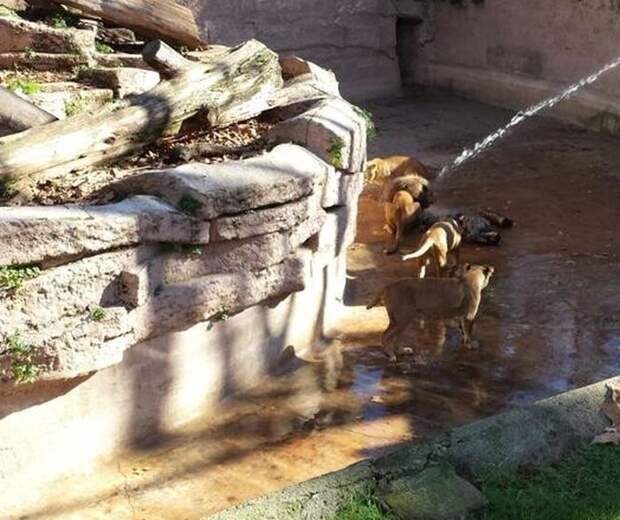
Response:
[27,90,620,519]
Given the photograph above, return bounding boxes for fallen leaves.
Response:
[592,382,620,445]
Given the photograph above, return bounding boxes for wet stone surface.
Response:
[25,90,620,520]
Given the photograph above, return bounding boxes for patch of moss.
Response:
[0,265,41,292]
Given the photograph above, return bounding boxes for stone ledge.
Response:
[268,97,367,173]
[115,144,331,220]
[0,15,95,55]
[0,196,201,267]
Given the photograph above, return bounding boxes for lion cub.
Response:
[367,264,494,361]
[366,155,435,254]
[402,218,462,277]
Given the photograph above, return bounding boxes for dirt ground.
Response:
[20,90,620,520]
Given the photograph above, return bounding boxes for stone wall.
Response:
[0,60,366,513]
[401,0,620,135]
[178,0,402,100]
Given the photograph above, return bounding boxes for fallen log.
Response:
[0,86,57,133]
[47,0,204,48]
[0,40,283,196]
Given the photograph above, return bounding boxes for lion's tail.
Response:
[402,238,434,261]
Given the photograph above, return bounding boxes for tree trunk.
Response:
[47,0,204,48]
[0,86,57,134]
[0,40,282,195]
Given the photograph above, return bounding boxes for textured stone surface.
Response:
[132,256,306,341]
[0,196,201,267]
[210,193,323,241]
[178,0,401,99]
[379,466,487,520]
[322,170,364,209]
[117,144,332,219]
[0,15,95,55]
[268,97,367,173]
[0,250,350,517]
[405,0,620,135]
[78,67,161,98]
[21,82,114,119]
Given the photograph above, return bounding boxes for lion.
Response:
[366,155,431,183]
[402,218,463,277]
[366,155,436,254]
[367,264,495,361]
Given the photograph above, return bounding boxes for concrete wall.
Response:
[402,0,620,134]
[179,0,401,100]
[1,243,351,516]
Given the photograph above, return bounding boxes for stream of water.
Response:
[437,55,620,180]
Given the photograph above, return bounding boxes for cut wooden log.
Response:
[47,0,204,48]
[0,40,282,196]
[0,86,57,133]
[142,40,194,78]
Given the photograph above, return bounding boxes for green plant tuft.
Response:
[177,194,201,216]
[181,244,203,257]
[89,307,107,322]
[207,311,230,330]
[64,95,86,117]
[333,495,396,520]
[0,265,41,292]
[328,136,345,169]
[354,106,377,141]
[5,77,41,95]
[95,41,115,54]
[50,13,68,28]
[4,332,40,385]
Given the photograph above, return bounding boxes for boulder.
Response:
[378,466,487,520]
[268,97,367,173]
[78,67,160,98]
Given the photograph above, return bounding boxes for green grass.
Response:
[5,78,41,95]
[333,496,395,520]
[472,444,620,520]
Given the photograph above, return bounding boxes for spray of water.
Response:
[437,55,620,180]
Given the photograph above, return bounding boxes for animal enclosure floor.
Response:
[23,90,620,520]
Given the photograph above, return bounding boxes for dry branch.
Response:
[47,0,204,48]
[0,40,283,195]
